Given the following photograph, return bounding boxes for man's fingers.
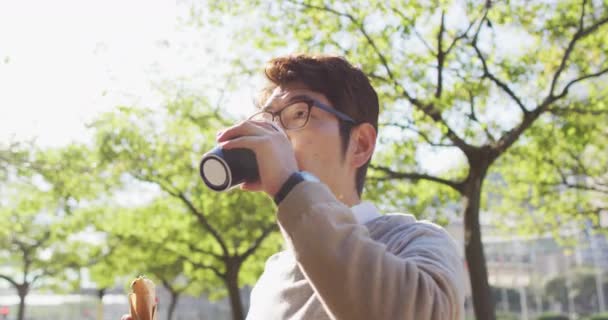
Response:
[251,119,284,134]
[216,121,249,142]
[241,180,263,192]
[120,315,132,320]
[217,120,274,142]
[220,136,263,150]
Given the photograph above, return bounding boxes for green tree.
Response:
[0,144,109,320]
[0,141,34,182]
[91,97,281,320]
[490,105,607,237]
[91,197,220,320]
[199,1,608,318]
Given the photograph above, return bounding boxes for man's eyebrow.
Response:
[262,94,313,111]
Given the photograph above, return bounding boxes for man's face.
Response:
[261,83,354,200]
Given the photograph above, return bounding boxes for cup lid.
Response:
[200,155,231,191]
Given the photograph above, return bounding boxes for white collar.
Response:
[350,201,381,225]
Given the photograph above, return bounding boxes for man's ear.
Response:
[349,123,376,169]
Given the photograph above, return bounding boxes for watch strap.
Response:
[274,172,305,205]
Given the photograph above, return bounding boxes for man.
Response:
[123,54,466,320]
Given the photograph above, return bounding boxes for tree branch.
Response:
[367,72,390,83]
[33,230,51,248]
[185,241,224,260]
[368,5,474,151]
[562,181,608,195]
[547,106,608,116]
[471,35,529,114]
[81,243,119,268]
[131,172,230,257]
[445,19,477,56]
[547,157,608,195]
[413,28,436,54]
[550,3,607,96]
[0,274,19,288]
[115,227,226,276]
[291,0,476,154]
[382,122,455,147]
[119,232,226,279]
[240,223,277,261]
[436,11,446,98]
[471,6,489,45]
[12,238,31,259]
[175,192,230,256]
[555,66,608,99]
[467,89,497,143]
[390,7,435,55]
[30,273,44,287]
[160,278,175,294]
[579,0,587,30]
[418,102,476,153]
[370,164,464,193]
[158,276,190,295]
[491,12,608,158]
[285,4,398,93]
[189,261,224,279]
[320,36,352,58]
[566,148,591,177]
[215,75,233,112]
[471,5,529,116]
[132,173,181,197]
[31,264,66,283]
[352,6,467,152]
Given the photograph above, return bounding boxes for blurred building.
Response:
[444,213,608,319]
[0,284,250,320]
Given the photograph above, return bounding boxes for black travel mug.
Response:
[199,146,259,191]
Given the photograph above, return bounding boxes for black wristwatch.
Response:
[274,171,319,205]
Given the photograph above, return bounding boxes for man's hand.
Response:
[120,315,132,320]
[217,120,299,197]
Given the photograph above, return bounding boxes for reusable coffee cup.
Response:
[199,146,259,191]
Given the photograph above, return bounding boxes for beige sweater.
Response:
[246,181,466,320]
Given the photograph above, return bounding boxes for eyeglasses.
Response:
[248,97,356,130]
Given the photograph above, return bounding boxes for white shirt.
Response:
[350,201,381,225]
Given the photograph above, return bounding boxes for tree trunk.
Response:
[167,291,179,320]
[97,288,106,320]
[225,262,244,320]
[463,166,496,320]
[16,283,28,320]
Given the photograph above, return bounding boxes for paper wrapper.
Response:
[129,276,157,320]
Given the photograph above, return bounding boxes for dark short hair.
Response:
[260,54,379,196]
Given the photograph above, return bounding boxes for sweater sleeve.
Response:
[276,181,466,320]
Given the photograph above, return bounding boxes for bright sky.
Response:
[0,0,256,147]
[0,0,471,174]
